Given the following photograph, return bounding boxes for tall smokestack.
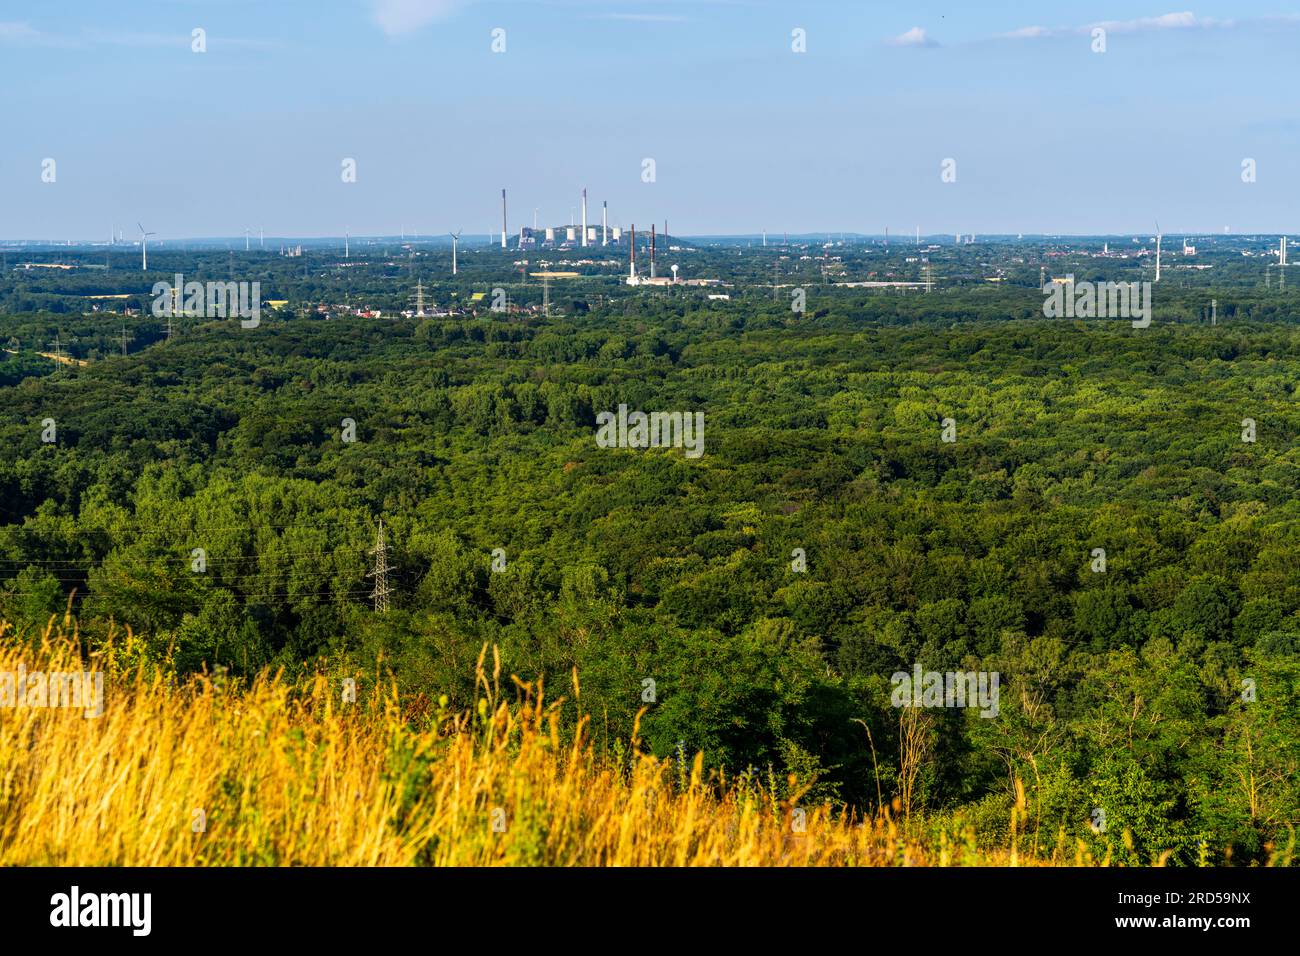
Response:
[602,201,608,246]
[629,224,636,282]
[501,189,507,250]
[650,224,656,279]
[581,189,588,248]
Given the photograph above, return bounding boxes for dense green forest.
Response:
[2,245,1298,865]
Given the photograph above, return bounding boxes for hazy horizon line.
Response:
[2,231,1294,245]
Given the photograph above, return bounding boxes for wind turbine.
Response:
[245,228,251,252]
[138,223,156,272]
[449,230,461,276]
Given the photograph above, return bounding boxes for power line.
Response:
[0,518,378,534]
[0,546,372,568]
[0,588,376,600]
[4,569,370,585]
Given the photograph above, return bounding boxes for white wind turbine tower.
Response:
[449,230,461,276]
[244,228,251,252]
[138,222,156,271]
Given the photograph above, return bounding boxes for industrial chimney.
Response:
[628,224,637,284]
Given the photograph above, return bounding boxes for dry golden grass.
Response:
[0,621,1158,866]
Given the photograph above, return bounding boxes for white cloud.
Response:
[997,11,1242,41]
[0,21,39,41]
[0,22,273,50]
[1002,26,1051,39]
[372,0,465,36]
[1097,11,1222,33]
[889,26,937,48]
[370,0,757,34]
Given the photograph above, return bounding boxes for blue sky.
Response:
[4,0,1300,238]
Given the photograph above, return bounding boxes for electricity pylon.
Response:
[368,519,393,613]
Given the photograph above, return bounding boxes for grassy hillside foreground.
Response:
[0,620,1289,867]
